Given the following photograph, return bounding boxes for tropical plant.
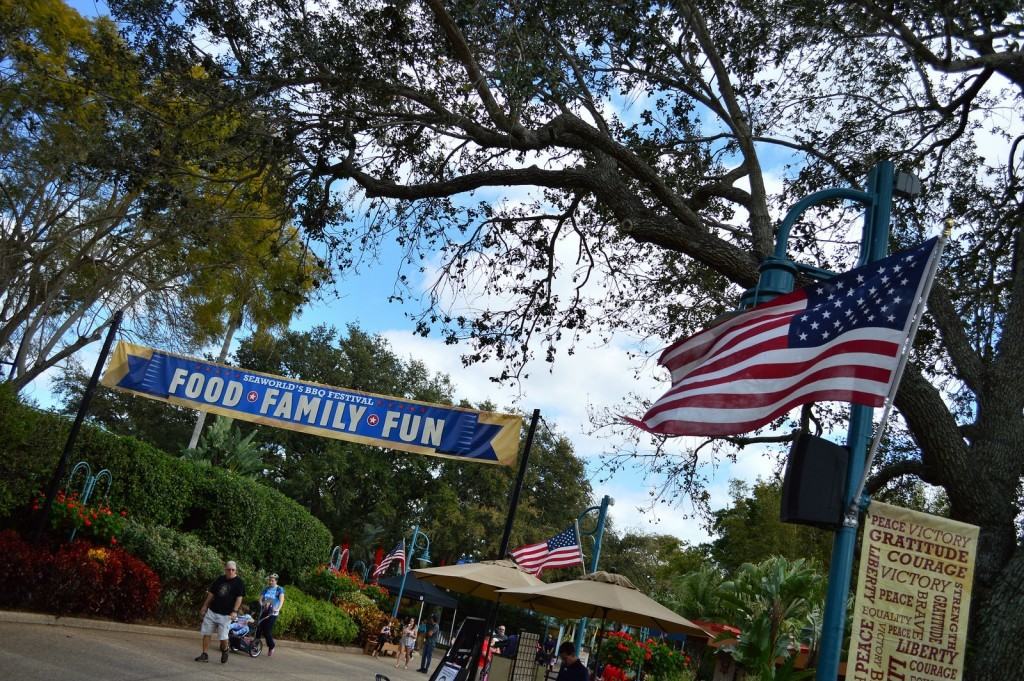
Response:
[182,416,265,477]
[660,566,727,622]
[716,558,824,680]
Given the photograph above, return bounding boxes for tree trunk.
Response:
[950,427,1023,680]
[967,545,1024,681]
[186,310,242,449]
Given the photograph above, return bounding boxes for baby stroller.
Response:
[229,602,272,658]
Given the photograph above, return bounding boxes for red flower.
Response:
[84,519,92,527]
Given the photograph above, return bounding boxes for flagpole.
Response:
[575,520,587,576]
[848,224,950,509]
[392,535,413,618]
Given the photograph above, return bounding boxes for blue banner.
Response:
[100,342,522,466]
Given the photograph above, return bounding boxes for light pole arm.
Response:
[773,187,873,259]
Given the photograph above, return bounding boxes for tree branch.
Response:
[865,459,937,496]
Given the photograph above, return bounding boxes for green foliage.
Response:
[232,324,593,562]
[118,519,223,622]
[119,520,223,586]
[182,416,265,478]
[362,584,391,611]
[337,591,376,608]
[274,587,358,645]
[298,565,361,602]
[0,387,331,581]
[599,530,709,594]
[660,566,728,622]
[716,558,824,680]
[710,480,833,574]
[0,0,323,392]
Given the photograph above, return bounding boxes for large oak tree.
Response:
[107,0,1023,676]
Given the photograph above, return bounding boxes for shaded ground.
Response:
[0,622,434,681]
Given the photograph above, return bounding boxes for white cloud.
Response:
[382,327,789,547]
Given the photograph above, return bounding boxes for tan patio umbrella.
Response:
[496,571,708,636]
[413,559,543,601]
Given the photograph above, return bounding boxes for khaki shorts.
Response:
[200,610,232,641]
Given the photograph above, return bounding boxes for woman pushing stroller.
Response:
[258,573,285,657]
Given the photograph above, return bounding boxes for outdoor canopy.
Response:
[413,560,542,602]
[377,573,458,609]
[496,571,709,636]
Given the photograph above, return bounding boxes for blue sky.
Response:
[50,0,792,546]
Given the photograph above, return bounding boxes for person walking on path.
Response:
[395,618,417,670]
[196,561,246,664]
[417,614,439,673]
[258,573,286,657]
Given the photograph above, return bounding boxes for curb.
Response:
[0,610,364,655]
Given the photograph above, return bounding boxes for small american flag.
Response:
[628,238,939,436]
[511,525,584,576]
[373,540,406,578]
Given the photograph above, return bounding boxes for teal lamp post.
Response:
[573,495,614,654]
[739,161,920,681]
[392,525,432,618]
[351,560,371,582]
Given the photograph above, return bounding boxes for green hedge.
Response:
[275,586,359,645]
[0,386,330,580]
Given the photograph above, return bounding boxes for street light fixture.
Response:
[392,525,431,617]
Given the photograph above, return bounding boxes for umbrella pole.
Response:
[591,610,608,678]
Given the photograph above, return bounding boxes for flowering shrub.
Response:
[35,490,127,545]
[602,664,628,681]
[362,583,391,611]
[642,637,694,681]
[0,530,161,621]
[339,600,390,644]
[602,631,643,676]
[599,631,695,681]
[299,564,362,601]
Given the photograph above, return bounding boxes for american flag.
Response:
[628,238,939,437]
[373,540,406,578]
[511,525,584,576]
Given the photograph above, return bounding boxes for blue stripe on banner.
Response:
[103,343,521,465]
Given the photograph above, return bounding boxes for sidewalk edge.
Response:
[0,610,364,655]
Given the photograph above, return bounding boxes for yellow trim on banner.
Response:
[99,341,523,466]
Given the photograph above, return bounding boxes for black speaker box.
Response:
[780,431,850,530]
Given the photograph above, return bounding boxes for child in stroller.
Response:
[229,602,268,657]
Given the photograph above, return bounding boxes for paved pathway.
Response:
[0,622,434,681]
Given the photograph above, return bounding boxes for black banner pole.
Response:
[32,309,123,544]
[473,408,539,681]
[498,408,540,558]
